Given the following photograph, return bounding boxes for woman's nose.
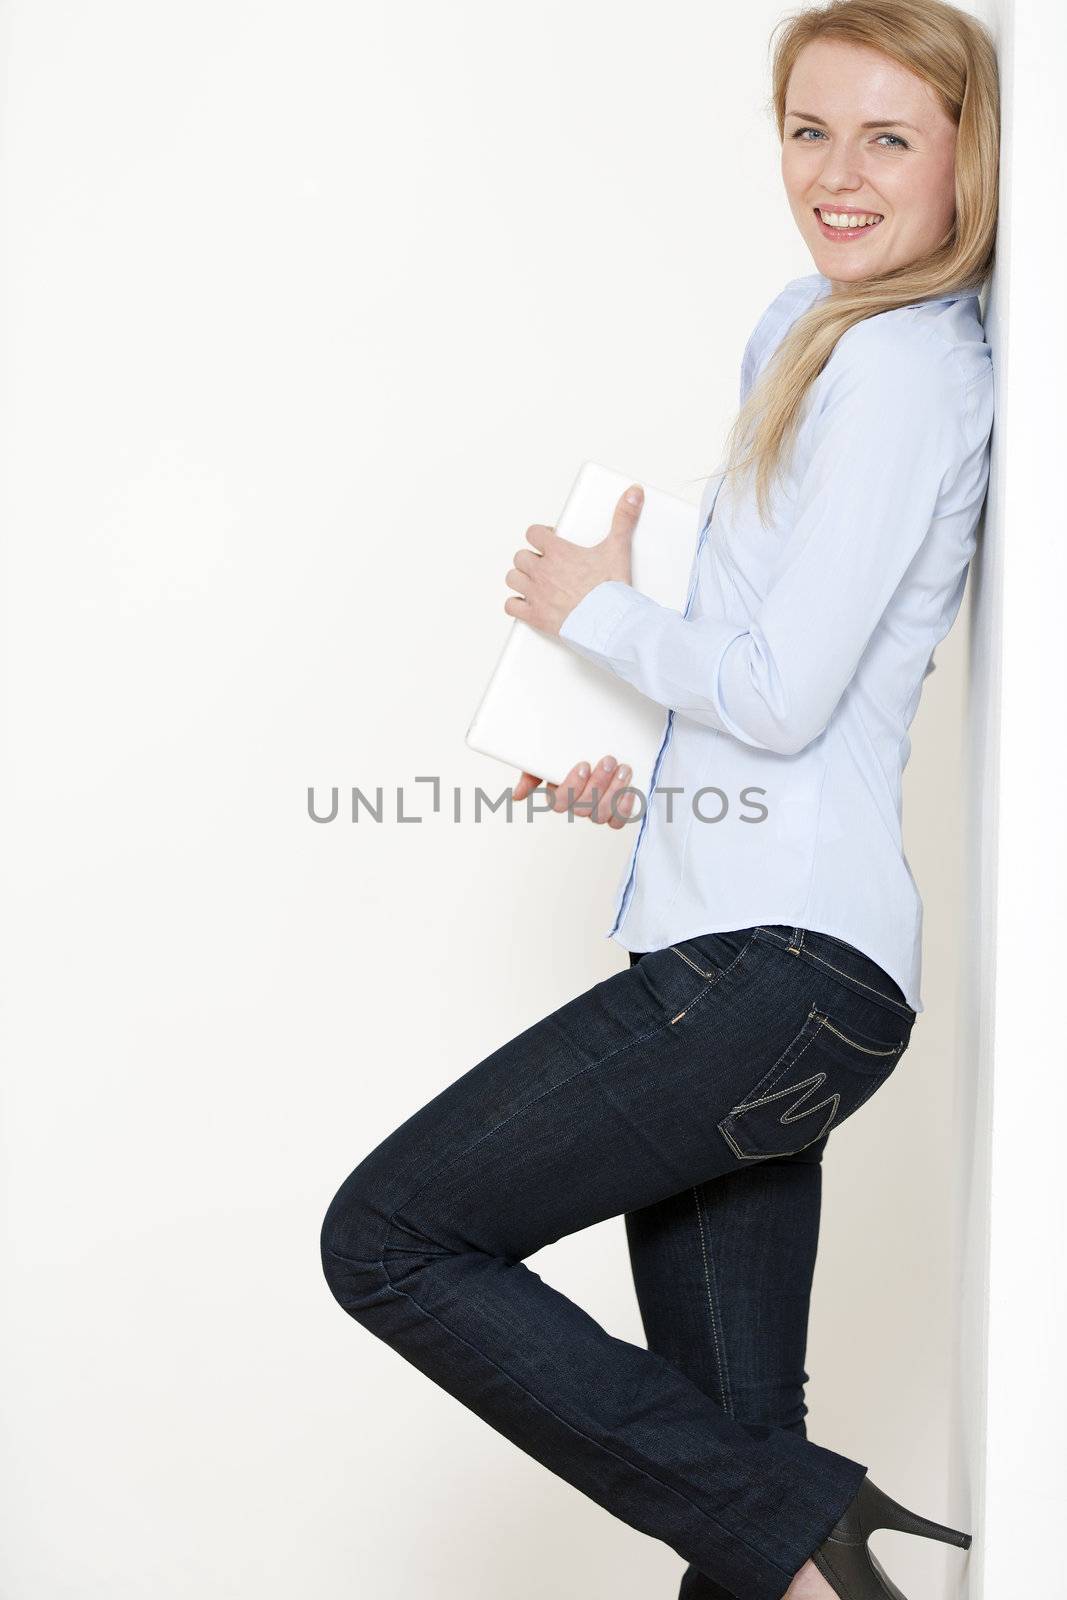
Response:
[816,142,866,190]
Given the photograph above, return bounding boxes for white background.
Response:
[0,2,1041,1597]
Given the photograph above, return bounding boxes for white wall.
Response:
[958,2,1067,1597]
[0,4,1000,1596]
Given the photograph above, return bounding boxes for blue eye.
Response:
[790,126,910,150]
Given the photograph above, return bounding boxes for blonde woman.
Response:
[320,2,997,1596]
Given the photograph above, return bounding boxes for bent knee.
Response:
[319,1162,393,1316]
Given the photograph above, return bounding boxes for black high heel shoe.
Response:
[810,1474,972,1599]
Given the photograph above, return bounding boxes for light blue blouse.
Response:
[557,271,994,1014]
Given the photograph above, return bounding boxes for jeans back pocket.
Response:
[717,1003,909,1161]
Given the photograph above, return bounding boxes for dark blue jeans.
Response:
[320,924,917,1600]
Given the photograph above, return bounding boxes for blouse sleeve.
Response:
[557,320,982,756]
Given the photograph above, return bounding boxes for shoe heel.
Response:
[865,1479,972,1549]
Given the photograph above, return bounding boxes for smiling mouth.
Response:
[814,206,885,240]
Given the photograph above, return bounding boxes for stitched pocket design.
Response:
[717,1005,907,1161]
[669,943,719,979]
[661,932,755,1026]
[632,932,755,1029]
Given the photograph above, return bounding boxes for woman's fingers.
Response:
[512,758,636,825]
[511,768,582,806]
[562,756,635,826]
[583,756,635,827]
[511,770,542,801]
[545,761,593,813]
[603,762,636,828]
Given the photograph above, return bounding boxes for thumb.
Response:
[606,484,644,544]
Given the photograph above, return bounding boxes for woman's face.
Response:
[780,38,958,290]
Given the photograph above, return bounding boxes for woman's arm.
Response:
[558,321,991,756]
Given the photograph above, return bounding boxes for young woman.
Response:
[320,2,998,1596]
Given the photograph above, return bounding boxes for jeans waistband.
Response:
[751,925,916,1020]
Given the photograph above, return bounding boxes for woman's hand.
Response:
[503,485,644,635]
[512,756,636,828]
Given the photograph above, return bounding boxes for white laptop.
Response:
[465,461,707,790]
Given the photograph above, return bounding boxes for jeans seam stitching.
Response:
[801,950,912,1016]
[813,1012,903,1057]
[670,945,716,978]
[666,935,756,1026]
[754,929,913,1019]
[385,971,730,1230]
[730,1010,825,1111]
[718,1012,834,1159]
[347,1246,796,1587]
[692,1186,734,1416]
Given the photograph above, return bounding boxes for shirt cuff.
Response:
[557,580,649,662]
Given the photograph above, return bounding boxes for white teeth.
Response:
[818,208,883,229]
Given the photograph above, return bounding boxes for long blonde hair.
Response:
[721,0,999,524]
